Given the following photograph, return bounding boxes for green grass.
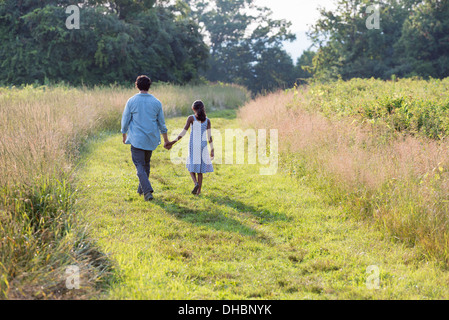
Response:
[0,84,249,299]
[299,78,449,139]
[240,85,449,265]
[76,110,449,299]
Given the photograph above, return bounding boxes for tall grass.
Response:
[0,82,249,299]
[153,82,250,115]
[238,79,449,265]
[0,83,250,189]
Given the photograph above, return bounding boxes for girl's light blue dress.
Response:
[186,115,214,173]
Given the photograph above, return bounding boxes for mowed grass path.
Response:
[76,111,449,299]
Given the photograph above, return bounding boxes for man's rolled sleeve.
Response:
[157,105,168,134]
[121,101,131,134]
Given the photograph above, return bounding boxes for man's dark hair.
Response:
[136,75,152,91]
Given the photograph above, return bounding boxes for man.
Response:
[121,75,171,201]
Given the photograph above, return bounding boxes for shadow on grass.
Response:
[206,194,291,223]
[152,197,261,238]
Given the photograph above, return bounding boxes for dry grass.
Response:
[0,83,249,299]
[239,88,449,265]
[0,83,250,189]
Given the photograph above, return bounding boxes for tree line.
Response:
[306,0,449,81]
[0,0,209,86]
[0,0,448,93]
[0,0,301,92]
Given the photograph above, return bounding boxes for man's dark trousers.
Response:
[131,145,154,196]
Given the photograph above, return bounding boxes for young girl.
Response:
[167,100,214,195]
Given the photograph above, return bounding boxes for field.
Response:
[75,111,449,299]
[0,83,249,299]
[239,78,449,265]
[2,79,449,299]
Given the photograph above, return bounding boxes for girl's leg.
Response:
[190,172,200,194]
[197,173,203,195]
[190,172,198,185]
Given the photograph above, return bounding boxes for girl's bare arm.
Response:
[207,119,214,158]
[171,116,193,144]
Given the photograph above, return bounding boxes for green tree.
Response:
[188,0,296,93]
[308,0,420,81]
[87,0,156,20]
[249,46,297,93]
[294,50,316,84]
[132,2,209,83]
[0,0,208,85]
[395,0,449,78]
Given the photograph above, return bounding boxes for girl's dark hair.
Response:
[192,100,206,122]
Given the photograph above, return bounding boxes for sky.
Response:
[255,0,337,61]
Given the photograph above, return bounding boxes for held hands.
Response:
[210,148,214,161]
[164,140,173,150]
[165,136,181,150]
[123,133,174,150]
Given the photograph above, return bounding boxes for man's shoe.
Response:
[144,193,154,201]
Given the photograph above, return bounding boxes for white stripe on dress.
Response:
[192,117,202,165]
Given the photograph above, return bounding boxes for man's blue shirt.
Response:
[121,93,168,151]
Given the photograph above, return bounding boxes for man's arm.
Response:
[157,104,168,135]
[162,133,169,146]
[156,104,171,148]
[158,108,169,148]
[121,100,131,144]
